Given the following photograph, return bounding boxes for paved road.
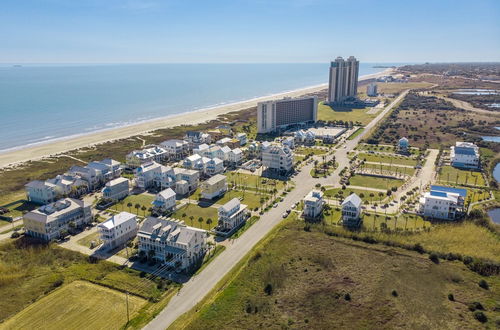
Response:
[144,90,409,330]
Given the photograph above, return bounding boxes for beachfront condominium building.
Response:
[137,217,207,271]
[102,177,130,202]
[303,190,325,219]
[341,193,362,227]
[98,212,138,249]
[366,82,378,97]
[23,198,92,241]
[328,56,359,104]
[216,198,248,234]
[257,96,318,134]
[152,188,177,214]
[262,144,294,175]
[201,174,228,200]
[419,185,467,220]
[450,142,480,169]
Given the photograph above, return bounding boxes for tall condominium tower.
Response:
[327,56,359,104]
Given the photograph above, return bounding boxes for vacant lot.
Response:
[179,220,499,329]
[358,152,418,166]
[349,174,404,190]
[438,165,487,187]
[112,193,155,214]
[0,238,167,322]
[172,203,218,229]
[226,172,286,192]
[1,281,145,330]
[325,187,386,202]
[318,102,376,125]
[360,162,416,176]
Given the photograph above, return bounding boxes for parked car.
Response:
[282,212,288,218]
[273,203,278,208]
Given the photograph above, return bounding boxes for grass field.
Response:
[172,203,218,229]
[0,238,168,322]
[376,81,434,94]
[324,187,386,202]
[360,162,416,176]
[438,165,487,187]
[347,127,364,140]
[349,174,404,190]
[178,218,499,329]
[112,193,155,214]
[1,281,145,330]
[215,190,263,210]
[317,102,376,125]
[77,231,101,249]
[358,152,418,166]
[356,143,422,156]
[294,146,329,156]
[226,172,285,192]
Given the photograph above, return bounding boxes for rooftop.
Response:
[99,212,136,230]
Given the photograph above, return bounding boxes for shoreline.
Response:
[0,68,392,169]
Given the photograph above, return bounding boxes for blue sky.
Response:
[1,0,499,63]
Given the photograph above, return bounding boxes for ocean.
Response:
[0,63,403,152]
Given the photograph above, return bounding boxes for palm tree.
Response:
[198,217,204,229]
[141,205,147,216]
[189,215,194,226]
[206,218,213,229]
[127,202,133,212]
[119,200,125,211]
[134,203,140,215]
[369,193,375,204]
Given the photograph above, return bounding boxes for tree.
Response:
[119,200,125,211]
[369,193,375,203]
[206,218,213,229]
[134,203,141,215]
[141,205,147,216]
[127,202,133,212]
[189,216,194,226]
[198,217,204,229]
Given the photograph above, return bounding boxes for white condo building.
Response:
[137,217,207,271]
[262,144,294,174]
[419,185,466,220]
[366,82,378,96]
[450,142,480,169]
[257,96,318,133]
[328,56,359,104]
[23,198,92,241]
[303,190,325,219]
[98,212,138,249]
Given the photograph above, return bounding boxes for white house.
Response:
[398,137,409,153]
[216,198,248,235]
[135,162,174,190]
[303,190,325,219]
[216,137,232,146]
[341,193,362,227]
[98,212,138,249]
[184,131,211,146]
[172,168,199,193]
[450,142,480,169]
[102,177,130,201]
[152,188,177,213]
[282,136,295,149]
[205,158,224,176]
[419,185,467,220]
[366,82,378,96]
[126,146,168,168]
[137,217,207,272]
[236,133,247,146]
[193,143,210,156]
[25,181,59,205]
[228,148,243,166]
[201,174,228,199]
[160,139,190,160]
[23,198,92,241]
[262,144,294,175]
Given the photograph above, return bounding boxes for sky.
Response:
[1,0,499,63]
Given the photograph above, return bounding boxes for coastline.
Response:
[0,68,392,169]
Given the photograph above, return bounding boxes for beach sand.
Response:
[0,69,392,168]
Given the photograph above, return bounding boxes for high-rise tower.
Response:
[327,56,359,104]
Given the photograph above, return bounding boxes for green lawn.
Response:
[349,174,404,190]
[317,102,376,125]
[1,281,146,330]
[362,213,431,231]
[438,166,487,187]
[358,153,418,166]
[172,203,218,230]
[347,127,364,140]
[226,172,286,191]
[356,143,422,156]
[324,188,386,202]
[76,231,101,249]
[111,193,155,214]
[359,162,416,176]
[0,199,38,219]
[215,190,264,210]
[294,147,329,156]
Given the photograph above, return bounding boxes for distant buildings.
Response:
[295,129,316,145]
[98,212,138,249]
[152,188,177,213]
[184,131,211,147]
[398,137,409,154]
[126,146,168,168]
[366,82,378,97]
[257,96,318,134]
[262,144,294,175]
[303,190,325,219]
[102,177,130,202]
[341,193,362,227]
[236,133,247,146]
[328,56,359,104]
[450,142,480,169]
[216,198,248,234]
[137,217,207,271]
[23,198,92,241]
[228,148,243,166]
[201,174,228,200]
[419,185,467,220]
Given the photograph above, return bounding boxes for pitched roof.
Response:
[342,193,362,207]
[158,188,176,200]
[99,212,136,230]
[220,198,240,213]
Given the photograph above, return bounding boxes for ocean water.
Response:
[0,63,400,152]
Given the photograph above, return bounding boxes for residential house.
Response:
[216,137,232,147]
[98,212,138,249]
[282,136,295,149]
[228,148,243,166]
[137,217,207,271]
[184,131,211,147]
[341,193,362,227]
[303,190,325,219]
[201,174,228,199]
[419,185,467,220]
[193,143,210,157]
[205,158,224,176]
[160,139,190,160]
[23,198,92,241]
[102,177,130,202]
[216,198,248,235]
[172,168,199,193]
[236,133,247,146]
[262,144,294,175]
[126,146,168,168]
[135,162,174,190]
[152,188,177,214]
[450,142,480,169]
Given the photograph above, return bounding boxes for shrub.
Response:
[448,293,454,301]
[429,253,440,264]
[264,283,273,295]
[413,243,425,254]
[468,301,485,311]
[391,290,398,297]
[344,293,351,301]
[478,279,489,290]
[473,311,488,323]
[10,231,20,239]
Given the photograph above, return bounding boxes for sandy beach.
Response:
[0,69,392,168]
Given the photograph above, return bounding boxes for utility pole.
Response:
[126,291,130,324]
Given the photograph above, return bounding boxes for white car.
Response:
[273,203,278,208]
